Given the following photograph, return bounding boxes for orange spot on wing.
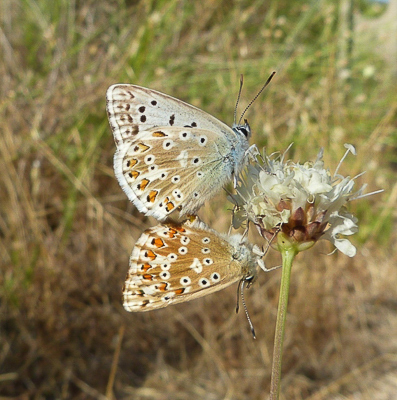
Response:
[128,159,138,167]
[145,250,156,260]
[147,190,158,203]
[156,282,168,291]
[129,170,140,180]
[175,226,186,233]
[167,228,178,238]
[131,290,144,297]
[142,274,154,281]
[175,288,185,295]
[166,202,175,212]
[152,131,167,137]
[133,143,150,153]
[151,238,165,248]
[138,178,150,190]
[141,263,151,272]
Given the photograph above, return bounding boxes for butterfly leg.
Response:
[257,259,282,273]
[245,144,260,161]
[239,220,250,242]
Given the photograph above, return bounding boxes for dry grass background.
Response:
[1,0,396,399]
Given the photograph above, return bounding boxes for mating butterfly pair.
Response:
[106,82,269,312]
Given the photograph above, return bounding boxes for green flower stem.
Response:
[269,234,299,400]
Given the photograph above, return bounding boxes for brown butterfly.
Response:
[123,217,266,312]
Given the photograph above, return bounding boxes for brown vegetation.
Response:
[1,1,396,399]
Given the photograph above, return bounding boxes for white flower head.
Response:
[230,144,380,257]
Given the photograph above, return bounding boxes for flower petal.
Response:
[332,238,357,257]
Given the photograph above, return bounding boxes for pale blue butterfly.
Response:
[106,73,275,221]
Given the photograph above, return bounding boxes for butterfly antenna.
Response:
[236,278,242,313]
[238,71,276,125]
[234,74,244,125]
[241,278,256,339]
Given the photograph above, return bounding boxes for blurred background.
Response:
[1,0,396,399]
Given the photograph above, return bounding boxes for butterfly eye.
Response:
[245,274,256,287]
[234,121,251,138]
[239,127,249,137]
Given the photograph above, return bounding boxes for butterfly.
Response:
[106,79,270,221]
[122,217,266,312]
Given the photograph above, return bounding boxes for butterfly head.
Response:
[228,234,261,280]
[232,119,251,139]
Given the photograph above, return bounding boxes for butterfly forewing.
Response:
[123,218,258,312]
[106,84,235,144]
[106,84,250,221]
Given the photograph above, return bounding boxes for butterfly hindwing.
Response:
[114,126,245,220]
[123,218,258,312]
